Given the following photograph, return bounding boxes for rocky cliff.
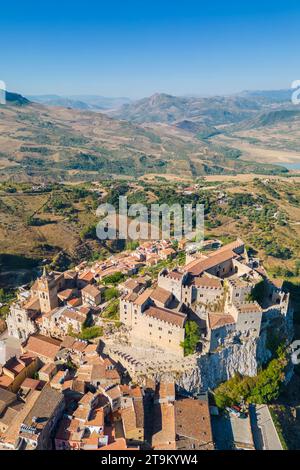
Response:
[131,331,271,392]
[177,331,271,393]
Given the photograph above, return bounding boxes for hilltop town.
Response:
[0,238,294,450]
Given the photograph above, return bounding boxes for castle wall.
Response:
[157,272,184,302]
[228,283,252,304]
[194,286,223,305]
[131,313,185,357]
[208,323,236,352]
[235,310,262,338]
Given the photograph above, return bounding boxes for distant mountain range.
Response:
[108,89,295,125]
[1,87,299,182]
[26,94,132,111]
[238,89,294,103]
[25,89,295,120]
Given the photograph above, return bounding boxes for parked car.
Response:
[232,404,242,413]
[226,407,241,417]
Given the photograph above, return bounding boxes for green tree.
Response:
[214,347,288,408]
[103,287,119,301]
[77,326,103,340]
[103,272,124,285]
[181,320,201,356]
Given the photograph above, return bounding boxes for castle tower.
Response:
[37,268,58,314]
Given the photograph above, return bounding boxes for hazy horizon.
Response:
[14,86,294,101]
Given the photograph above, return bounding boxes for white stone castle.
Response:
[120,239,292,356]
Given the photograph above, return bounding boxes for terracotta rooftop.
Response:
[185,249,237,276]
[144,306,186,328]
[23,297,40,311]
[152,403,176,450]
[51,370,67,386]
[25,335,61,361]
[160,248,176,256]
[102,384,121,401]
[2,390,40,445]
[120,385,143,400]
[86,407,104,428]
[64,270,78,280]
[121,403,139,434]
[175,397,214,449]
[0,405,20,427]
[0,388,16,409]
[72,340,88,353]
[73,406,90,421]
[213,238,244,255]
[60,335,76,349]
[39,362,57,376]
[150,286,172,305]
[67,297,82,308]
[165,270,183,280]
[3,353,35,376]
[62,308,87,323]
[0,374,13,388]
[82,284,102,297]
[122,292,138,302]
[78,271,95,282]
[208,313,235,330]
[21,378,43,390]
[133,288,153,306]
[57,289,76,301]
[22,384,63,431]
[121,278,143,291]
[84,343,98,355]
[55,416,84,441]
[156,382,175,400]
[98,437,137,450]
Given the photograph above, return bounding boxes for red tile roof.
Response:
[145,306,186,328]
[150,286,172,305]
[185,249,236,276]
[208,313,235,330]
[175,398,214,449]
[25,335,61,361]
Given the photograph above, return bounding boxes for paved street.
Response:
[249,404,283,450]
[212,412,254,450]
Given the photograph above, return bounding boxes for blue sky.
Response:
[0,0,299,97]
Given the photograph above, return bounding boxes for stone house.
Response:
[18,384,64,450]
[81,284,104,307]
[24,335,61,365]
[0,353,38,393]
[120,385,144,445]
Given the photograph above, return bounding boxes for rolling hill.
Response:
[0,92,287,182]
